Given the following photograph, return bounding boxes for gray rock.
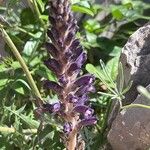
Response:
[108,23,150,150]
[108,85,150,150]
[120,23,150,105]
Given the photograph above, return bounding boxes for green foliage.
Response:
[0,0,149,149]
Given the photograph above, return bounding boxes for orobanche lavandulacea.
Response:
[36,0,97,149]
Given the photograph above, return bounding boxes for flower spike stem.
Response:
[68,129,77,150]
[0,27,42,99]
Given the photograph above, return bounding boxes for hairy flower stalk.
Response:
[37,0,97,149]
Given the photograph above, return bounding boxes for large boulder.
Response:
[108,85,150,150]
[108,23,150,150]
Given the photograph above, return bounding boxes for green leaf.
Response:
[37,0,45,12]
[117,62,124,93]
[84,19,100,32]
[137,86,150,100]
[86,64,102,79]
[20,8,36,25]
[72,4,94,16]
[112,9,124,20]
[105,56,119,80]
[86,31,97,44]
[11,79,31,95]
[23,41,37,56]
[5,106,39,128]
[109,46,121,57]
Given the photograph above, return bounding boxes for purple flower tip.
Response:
[63,122,73,134]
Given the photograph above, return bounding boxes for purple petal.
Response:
[76,52,87,68]
[45,42,59,58]
[44,58,62,75]
[44,80,62,93]
[73,105,93,116]
[69,21,78,31]
[67,63,80,76]
[79,117,97,127]
[47,29,56,44]
[70,39,80,50]
[75,94,88,105]
[65,31,75,46]
[63,51,72,60]
[58,75,68,85]
[51,102,61,112]
[71,46,83,61]
[87,85,96,93]
[63,122,73,134]
[75,85,96,97]
[74,74,95,87]
[84,109,94,119]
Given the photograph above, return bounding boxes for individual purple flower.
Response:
[84,109,94,119]
[43,102,62,113]
[79,117,97,127]
[74,74,95,87]
[63,122,73,134]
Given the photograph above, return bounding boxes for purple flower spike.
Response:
[63,122,73,134]
[36,0,97,149]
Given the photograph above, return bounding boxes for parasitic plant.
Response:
[36,0,97,149]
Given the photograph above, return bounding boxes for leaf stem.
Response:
[0,126,37,134]
[32,0,45,27]
[0,27,42,100]
[122,104,150,110]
